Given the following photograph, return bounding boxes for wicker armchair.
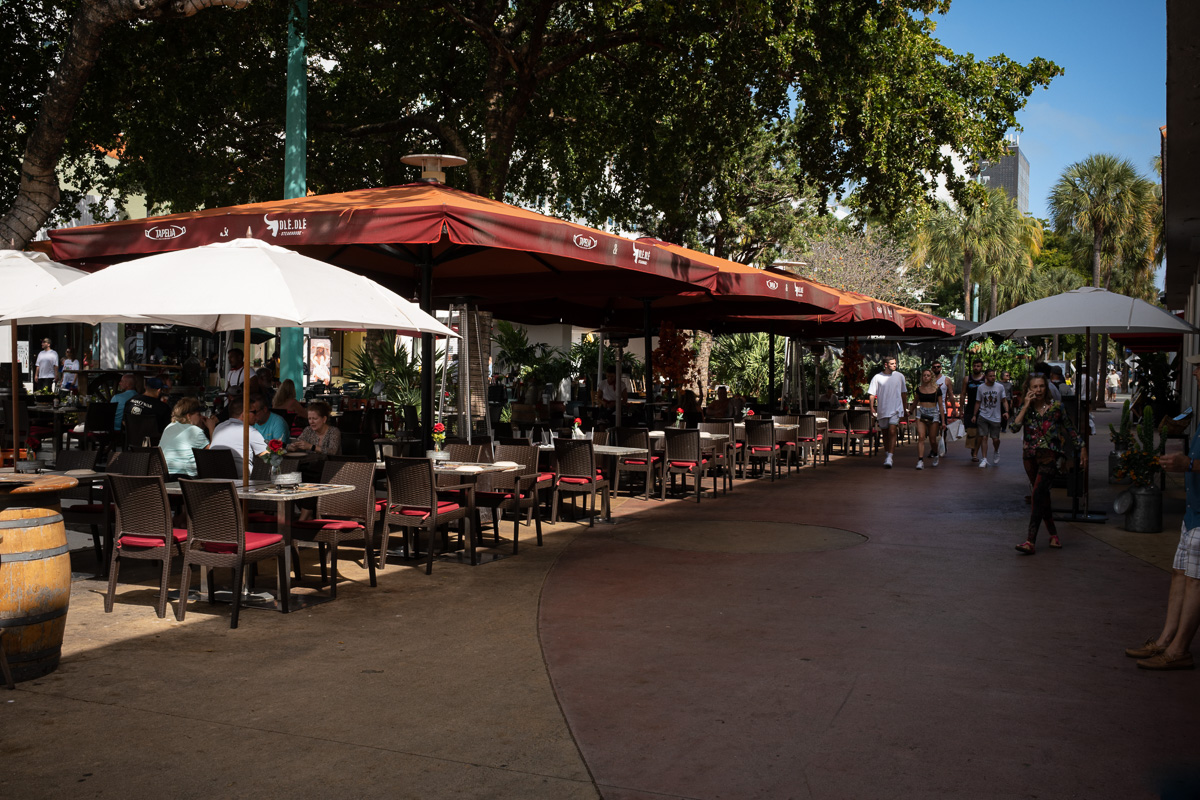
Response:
[475,444,542,553]
[825,410,849,456]
[744,419,780,481]
[290,460,378,597]
[193,448,238,479]
[552,440,610,526]
[104,474,188,618]
[795,414,827,467]
[63,450,150,574]
[662,428,717,502]
[176,479,289,628]
[67,401,116,453]
[383,457,473,573]
[612,427,660,500]
[697,422,734,494]
[772,415,801,475]
[846,410,876,456]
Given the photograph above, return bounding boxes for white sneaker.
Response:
[915,459,924,470]
[978,458,988,468]
[991,454,999,466]
[931,456,939,467]
[884,453,893,469]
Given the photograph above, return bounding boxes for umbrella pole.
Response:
[462,304,471,444]
[438,309,450,424]
[243,315,251,490]
[11,321,19,462]
[596,330,604,413]
[475,311,492,440]
[615,344,623,427]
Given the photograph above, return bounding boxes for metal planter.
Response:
[1125,485,1163,533]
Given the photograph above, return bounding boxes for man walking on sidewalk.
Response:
[869,356,908,469]
[972,368,1008,468]
[1125,354,1200,670]
[962,358,986,462]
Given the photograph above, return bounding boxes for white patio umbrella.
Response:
[3,237,457,481]
[0,250,89,460]
[970,287,1197,522]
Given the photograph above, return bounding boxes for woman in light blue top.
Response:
[159,396,217,477]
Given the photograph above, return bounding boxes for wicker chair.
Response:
[176,479,289,628]
[63,450,150,574]
[825,410,849,456]
[552,439,610,526]
[383,457,473,573]
[475,444,542,553]
[193,448,238,479]
[744,419,780,481]
[772,415,801,475]
[795,414,827,467]
[662,428,717,502]
[290,460,378,597]
[846,410,876,456]
[127,445,168,478]
[104,474,188,618]
[123,411,161,449]
[704,418,740,479]
[697,422,734,493]
[612,427,660,500]
[67,402,116,453]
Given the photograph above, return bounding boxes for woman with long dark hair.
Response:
[1009,373,1084,554]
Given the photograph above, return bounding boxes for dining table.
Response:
[164,479,355,610]
[26,404,85,456]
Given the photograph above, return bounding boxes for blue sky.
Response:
[931,0,1166,222]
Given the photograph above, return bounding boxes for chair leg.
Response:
[364,529,378,588]
[426,526,437,575]
[206,566,216,604]
[155,553,171,619]
[512,508,520,554]
[104,550,121,613]
[89,524,103,567]
[588,488,595,527]
[277,553,291,612]
[534,504,543,545]
[551,486,560,524]
[176,560,192,621]
[230,562,245,629]
[328,542,339,598]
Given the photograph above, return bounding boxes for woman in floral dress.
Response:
[1008,373,1084,554]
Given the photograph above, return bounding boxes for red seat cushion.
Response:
[391,501,461,520]
[668,459,707,469]
[781,441,797,446]
[558,476,599,485]
[292,518,363,532]
[798,436,822,442]
[850,429,871,434]
[117,528,188,548]
[621,457,661,466]
[537,472,556,483]
[201,531,284,553]
[749,446,777,452]
[476,490,525,504]
[375,499,388,512]
[828,428,847,434]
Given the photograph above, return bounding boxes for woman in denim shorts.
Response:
[909,368,946,470]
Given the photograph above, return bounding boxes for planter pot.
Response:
[1125,485,1164,533]
[1108,450,1132,485]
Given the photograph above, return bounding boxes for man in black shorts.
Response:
[961,358,985,462]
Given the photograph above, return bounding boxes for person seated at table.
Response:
[124,377,172,444]
[272,379,307,417]
[817,387,838,410]
[705,386,734,418]
[599,365,629,411]
[159,396,217,478]
[680,389,702,427]
[250,394,290,445]
[110,373,138,431]
[210,392,267,478]
[287,401,341,457]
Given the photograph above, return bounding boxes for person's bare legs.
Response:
[915,419,928,460]
[977,431,989,461]
[929,422,941,461]
[884,426,897,456]
[991,436,1001,461]
[1152,570,1187,647]
[1164,576,1200,659]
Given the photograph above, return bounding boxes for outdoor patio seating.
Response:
[290,460,377,597]
[552,439,610,526]
[67,402,116,453]
[773,414,801,475]
[846,410,876,456]
[743,419,780,480]
[662,428,718,502]
[62,450,150,574]
[383,456,473,574]
[176,478,290,628]
[475,443,542,553]
[697,422,734,494]
[825,410,849,456]
[104,474,188,619]
[123,412,160,449]
[612,427,660,500]
[795,414,827,467]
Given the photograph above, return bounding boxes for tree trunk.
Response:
[694,330,713,404]
[0,0,250,251]
[962,251,973,319]
[989,274,998,321]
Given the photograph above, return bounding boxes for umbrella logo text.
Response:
[144,224,186,241]
[263,213,308,238]
[766,279,779,290]
[573,234,598,250]
[632,244,650,265]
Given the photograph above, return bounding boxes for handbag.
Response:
[945,419,965,441]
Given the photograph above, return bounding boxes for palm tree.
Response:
[911,188,1023,318]
[978,200,1043,320]
[1047,154,1154,289]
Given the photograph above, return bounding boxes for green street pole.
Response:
[280,0,308,391]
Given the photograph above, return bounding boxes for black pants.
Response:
[1023,450,1058,543]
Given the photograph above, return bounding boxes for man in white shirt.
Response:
[869,356,908,469]
[34,338,59,392]
[226,348,245,391]
[931,361,955,411]
[971,368,1009,468]
[210,395,266,478]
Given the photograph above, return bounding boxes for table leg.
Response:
[279,499,295,606]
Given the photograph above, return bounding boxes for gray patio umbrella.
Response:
[970,287,1198,523]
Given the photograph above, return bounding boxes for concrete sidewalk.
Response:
[3,402,1198,799]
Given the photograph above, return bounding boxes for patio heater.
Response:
[400,153,467,184]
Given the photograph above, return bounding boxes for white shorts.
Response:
[876,414,899,430]
[1175,524,1200,580]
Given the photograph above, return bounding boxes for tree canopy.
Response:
[3,0,1061,250]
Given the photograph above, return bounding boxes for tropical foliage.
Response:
[1114,405,1165,487]
[710,333,785,403]
[344,337,425,407]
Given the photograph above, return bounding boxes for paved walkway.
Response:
[4,400,1199,799]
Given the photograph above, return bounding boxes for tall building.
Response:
[978,136,1030,214]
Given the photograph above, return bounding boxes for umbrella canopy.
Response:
[5,238,456,337]
[0,250,89,461]
[969,287,1196,337]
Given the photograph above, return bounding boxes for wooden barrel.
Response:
[0,505,71,682]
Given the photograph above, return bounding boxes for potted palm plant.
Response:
[1114,405,1166,533]
[1108,400,1133,485]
